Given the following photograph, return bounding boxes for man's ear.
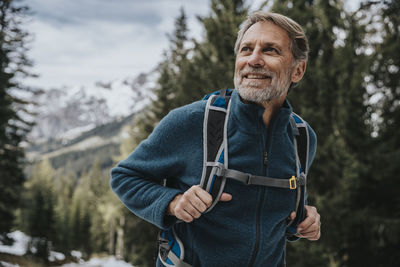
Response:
[291,60,307,83]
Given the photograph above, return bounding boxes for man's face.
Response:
[234,21,298,103]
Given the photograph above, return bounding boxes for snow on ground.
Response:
[0,231,29,256]
[61,256,134,267]
[0,261,20,267]
[71,250,83,259]
[0,231,134,267]
[49,250,66,262]
[0,231,66,262]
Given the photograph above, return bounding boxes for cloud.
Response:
[25,0,210,89]
[28,0,165,26]
[27,19,166,87]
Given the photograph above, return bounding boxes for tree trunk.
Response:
[116,215,125,259]
[109,219,115,255]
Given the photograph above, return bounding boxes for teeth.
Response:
[246,74,269,79]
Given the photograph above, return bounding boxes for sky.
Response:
[25,0,214,89]
[24,0,360,90]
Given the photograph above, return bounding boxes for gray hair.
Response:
[234,11,309,62]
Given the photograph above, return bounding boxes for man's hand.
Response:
[167,185,232,223]
[290,205,321,241]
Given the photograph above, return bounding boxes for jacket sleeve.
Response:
[110,107,199,230]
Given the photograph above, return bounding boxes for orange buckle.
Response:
[289,176,297,189]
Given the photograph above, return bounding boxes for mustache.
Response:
[239,67,274,77]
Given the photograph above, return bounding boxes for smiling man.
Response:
[234,21,304,105]
[111,11,320,267]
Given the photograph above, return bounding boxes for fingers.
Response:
[169,186,232,223]
[172,185,212,223]
[297,205,318,231]
[220,192,232,202]
[297,221,321,240]
[296,205,321,241]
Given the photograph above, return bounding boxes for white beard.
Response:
[234,67,292,103]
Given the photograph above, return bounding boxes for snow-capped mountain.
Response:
[29,70,158,143]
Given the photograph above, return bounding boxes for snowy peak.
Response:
[29,70,157,142]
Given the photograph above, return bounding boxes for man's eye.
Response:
[264,47,278,54]
[240,46,251,52]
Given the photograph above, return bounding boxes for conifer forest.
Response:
[0,0,399,266]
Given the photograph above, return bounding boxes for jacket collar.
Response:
[230,89,293,135]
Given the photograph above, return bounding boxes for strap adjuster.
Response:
[245,174,253,185]
[289,176,297,189]
[214,164,225,177]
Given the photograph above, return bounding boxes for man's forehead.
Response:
[241,21,291,48]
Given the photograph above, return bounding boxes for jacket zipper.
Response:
[248,128,269,267]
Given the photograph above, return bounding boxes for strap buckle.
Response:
[299,173,307,185]
[214,164,225,177]
[245,174,253,185]
[289,176,297,189]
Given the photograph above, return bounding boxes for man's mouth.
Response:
[244,74,272,79]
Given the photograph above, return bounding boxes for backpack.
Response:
[158,89,310,267]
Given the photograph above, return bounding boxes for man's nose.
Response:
[247,50,265,68]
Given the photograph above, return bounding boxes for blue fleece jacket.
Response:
[110,89,317,267]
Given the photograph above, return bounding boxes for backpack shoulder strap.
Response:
[286,112,310,236]
[290,112,310,174]
[158,226,192,267]
[200,88,232,212]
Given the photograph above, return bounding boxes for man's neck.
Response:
[260,94,287,127]
[237,92,288,127]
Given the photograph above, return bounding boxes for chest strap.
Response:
[212,163,306,189]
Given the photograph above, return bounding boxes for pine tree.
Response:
[180,0,248,103]
[18,159,56,261]
[70,202,82,251]
[122,208,159,267]
[53,170,75,252]
[160,7,190,110]
[19,159,55,236]
[70,170,92,255]
[97,188,125,256]
[69,160,110,255]
[0,0,38,234]
[355,0,400,265]
[131,7,191,147]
